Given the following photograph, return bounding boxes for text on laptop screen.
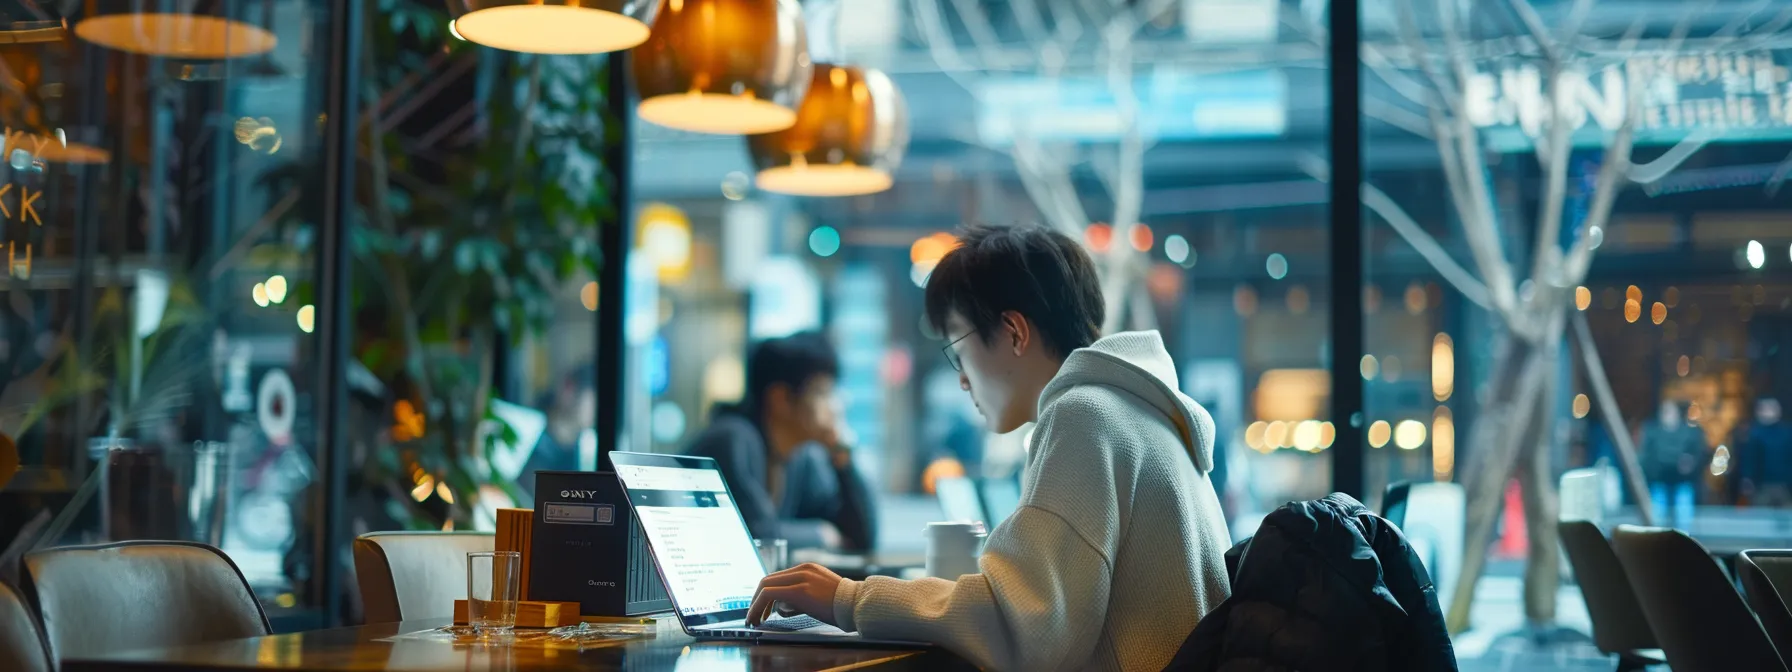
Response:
[615,463,765,617]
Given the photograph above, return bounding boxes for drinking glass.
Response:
[754,538,788,573]
[467,551,521,634]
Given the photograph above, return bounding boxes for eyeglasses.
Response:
[942,331,973,372]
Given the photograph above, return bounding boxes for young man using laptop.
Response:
[747,224,1233,671]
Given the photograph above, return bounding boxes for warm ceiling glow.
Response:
[1432,408,1455,478]
[1320,421,1336,449]
[637,203,692,283]
[76,15,277,59]
[1394,419,1427,450]
[755,164,892,197]
[1368,420,1391,448]
[252,283,269,307]
[296,304,316,333]
[1573,393,1590,418]
[1626,285,1642,303]
[265,275,288,303]
[451,6,648,54]
[1575,286,1591,311]
[581,282,598,311]
[1404,282,1426,314]
[638,94,798,135]
[1244,421,1268,452]
[1624,299,1641,323]
[1432,333,1454,402]
[1264,421,1289,449]
[1651,302,1667,325]
[909,232,957,265]
[1292,420,1322,452]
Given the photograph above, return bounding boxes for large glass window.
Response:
[629,0,1334,553]
[1360,0,1792,659]
[0,2,339,626]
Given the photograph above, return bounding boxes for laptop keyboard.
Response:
[755,615,826,632]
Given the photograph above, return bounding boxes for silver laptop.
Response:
[609,451,927,646]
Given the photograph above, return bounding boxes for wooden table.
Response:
[60,618,974,671]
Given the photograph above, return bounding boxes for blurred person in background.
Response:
[686,332,877,552]
[518,364,596,497]
[1743,397,1792,507]
[1643,400,1705,525]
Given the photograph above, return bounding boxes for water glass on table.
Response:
[467,551,521,635]
[755,538,788,573]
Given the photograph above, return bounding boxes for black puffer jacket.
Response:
[1163,493,1458,672]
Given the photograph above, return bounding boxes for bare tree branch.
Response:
[1365,97,1437,139]
[1364,185,1496,311]
[1572,310,1655,525]
[1627,129,1715,184]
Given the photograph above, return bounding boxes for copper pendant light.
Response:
[632,0,811,135]
[71,0,276,59]
[448,0,656,55]
[747,63,906,197]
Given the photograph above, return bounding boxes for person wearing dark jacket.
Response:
[1164,493,1458,672]
[686,332,877,552]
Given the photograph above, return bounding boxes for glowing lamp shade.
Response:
[71,0,276,58]
[448,0,656,54]
[748,64,907,197]
[633,0,809,134]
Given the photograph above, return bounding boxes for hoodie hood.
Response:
[1038,331,1215,473]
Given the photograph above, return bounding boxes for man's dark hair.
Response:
[743,331,840,416]
[924,223,1104,359]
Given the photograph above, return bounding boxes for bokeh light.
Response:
[808,226,842,257]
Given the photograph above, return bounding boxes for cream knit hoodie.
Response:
[832,331,1233,671]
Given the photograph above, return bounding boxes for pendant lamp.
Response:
[747,63,906,197]
[71,0,276,59]
[632,0,811,135]
[448,0,656,54]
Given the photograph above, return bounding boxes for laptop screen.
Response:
[610,452,765,625]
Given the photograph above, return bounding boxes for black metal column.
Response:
[312,0,362,627]
[1328,0,1366,499]
[596,53,633,464]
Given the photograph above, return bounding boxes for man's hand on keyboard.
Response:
[746,563,845,627]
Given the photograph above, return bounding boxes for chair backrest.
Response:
[1557,521,1657,655]
[22,541,269,662]
[0,582,50,672]
[1612,526,1787,671]
[353,531,494,624]
[1399,482,1464,615]
[1558,467,1605,525]
[1381,481,1412,527]
[1741,550,1792,661]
